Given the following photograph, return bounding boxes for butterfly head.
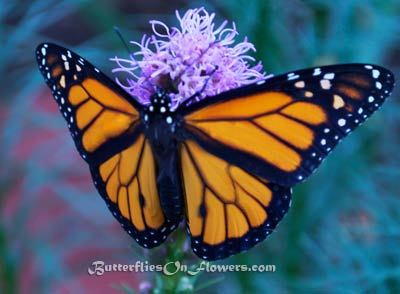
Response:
[144,88,175,127]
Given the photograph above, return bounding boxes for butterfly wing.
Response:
[180,140,291,260]
[181,64,395,187]
[91,133,179,247]
[179,64,394,259]
[36,43,179,247]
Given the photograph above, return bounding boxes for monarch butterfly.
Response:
[36,42,394,261]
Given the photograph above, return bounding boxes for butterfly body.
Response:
[36,43,394,260]
[142,90,184,221]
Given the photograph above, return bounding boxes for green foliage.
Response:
[1,0,399,293]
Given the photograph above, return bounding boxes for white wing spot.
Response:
[166,116,173,124]
[41,47,46,56]
[324,128,330,133]
[368,96,375,103]
[313,68,321,76]
[324,73,335,80]
[60,75,66,88]
[288,74,300,80]
[372,69,380,79]
[364,65,373,70]
[333,94,345,109]
[305,91,314,98]
[67,51,72,58]
[61,54,67,61]
[160,106,166,113]
[256,80,266,85]
[320,79,332,90]
[358,107,363,114]
[294,81,305,88]
[375,81,382,89]
[321,139,327,146]
[64,62,70,71]
[338,118,346,127]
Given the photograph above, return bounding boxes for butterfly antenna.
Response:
[185,65,219,104]
[113,26,158,98]
[171,41,220,102]
[114,26,132,56]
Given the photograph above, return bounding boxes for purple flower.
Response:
[111,7,267,109]
[139,281,153,293]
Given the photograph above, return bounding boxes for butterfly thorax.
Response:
[144,89,177,150]
[144,89,183,221]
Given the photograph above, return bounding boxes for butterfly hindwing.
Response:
[180,140,292,260]
[91,134,180,248]
[36,43,179,247]
[182,64,394,187]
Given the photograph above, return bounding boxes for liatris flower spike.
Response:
[111,7,267,109]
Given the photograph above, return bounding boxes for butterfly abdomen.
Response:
[157,162,184,221]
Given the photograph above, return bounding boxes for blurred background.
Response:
[1,0,399,293]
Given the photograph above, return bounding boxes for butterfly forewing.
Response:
[182,64,395,187]
[35,43,143,165]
